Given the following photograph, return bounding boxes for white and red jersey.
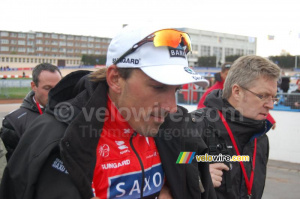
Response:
[92,96,164,199]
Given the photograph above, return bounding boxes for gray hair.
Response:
[222,55,280,99]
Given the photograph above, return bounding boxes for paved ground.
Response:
[0,103,299,198]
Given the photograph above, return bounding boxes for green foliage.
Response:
[225,55,242,62]
[269,55,299,69]
[198,56,216,67]
[81,55,106,65]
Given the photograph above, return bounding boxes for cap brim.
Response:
[141,65,209,87]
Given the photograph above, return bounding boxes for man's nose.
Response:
[161,92,178,114]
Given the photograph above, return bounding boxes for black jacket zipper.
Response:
[130,132,145,198]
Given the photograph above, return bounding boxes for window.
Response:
[27,48,34,52]
[18,48,26,52]
[10,58,13,62]
[0,32,9,36]
[11,40,17,44]
[6,57,9,62]
[59,48,66,52]
[27,40,34,45]
[52,41,58,45]
[247,50,254,55]
[201,45,211,56]
[44,33,51,38]
[36,33,43,37]
[31,58,33,63]
[236,49,244,55]
[75,43,80,47]
[81,36,87,41]
[27,58,29,63]
[95,44,100,48]
[36,47,43,51]
[36,40,43,44]
[51,34,58,39]
[225,48,234,56]
[59,41,66,46]
[1,39,9,44]
[27,34,35,39]
[95,38,101,42]
[0,47,9,51]
[88,50,94,54]
[213,47,222,57]
[81,50,87,54]
[10,32,17,37]
[18,40,26,45]
[88,43,94,47]
[10,47,17,51]
[95,50,100,55]
[81,43,87,47]
[88,37,94,42]
[59,35,66,39]
[52,48,58,52]
[14,58,17,62]
[67,49,74,53]
[75,36,81,40]
[18,33,26,38]
[67,35,74,40]
[67,42,73,46]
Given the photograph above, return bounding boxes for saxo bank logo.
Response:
[108,164,164,198]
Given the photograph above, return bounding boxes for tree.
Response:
[197,56,216,67]
[225,55,241,62]
[269,55,298,69]
[81,55,106,65]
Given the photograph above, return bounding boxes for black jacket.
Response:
[0,70,216,199]
[0,90,42,160]
[193,89,271,199]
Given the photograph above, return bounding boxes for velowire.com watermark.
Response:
[176,152,249,164]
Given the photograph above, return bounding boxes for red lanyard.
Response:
[218,110,257,197]
[35,101,43,115]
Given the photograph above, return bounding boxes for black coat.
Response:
[196,89,271,199]
[0,91,42,160]
[0,70,216,199]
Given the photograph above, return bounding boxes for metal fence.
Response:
[176,87,300,111]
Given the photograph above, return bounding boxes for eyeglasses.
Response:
[113,29,192,65]
[240,86,279,104]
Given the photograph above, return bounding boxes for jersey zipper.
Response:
[130,132,145,198]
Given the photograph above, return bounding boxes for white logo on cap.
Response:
[184,67,197,74]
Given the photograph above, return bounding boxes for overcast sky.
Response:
[1,0,300,57]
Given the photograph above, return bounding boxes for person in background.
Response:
[0,25,216,199]
[198,61,277,130]
[182,82,198,103]
[193,55,280,199]
[197,62,232,109]
[285,79,300,109]
[0,63,62,161]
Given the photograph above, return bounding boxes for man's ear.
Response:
[31,81,37,92]
[231,84,241,101]
[106,65,122,93]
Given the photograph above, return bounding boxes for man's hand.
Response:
[158,184,173,199]
[209,163,229,187]
[271,122,276,130]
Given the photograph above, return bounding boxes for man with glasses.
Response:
[0,25,216,199]
[192,55,280,199]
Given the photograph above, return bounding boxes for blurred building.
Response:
[0,30,111,68]
[179,28,257,67]
[0,28,256,68]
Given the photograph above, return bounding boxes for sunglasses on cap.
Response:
[113,29,192,65]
